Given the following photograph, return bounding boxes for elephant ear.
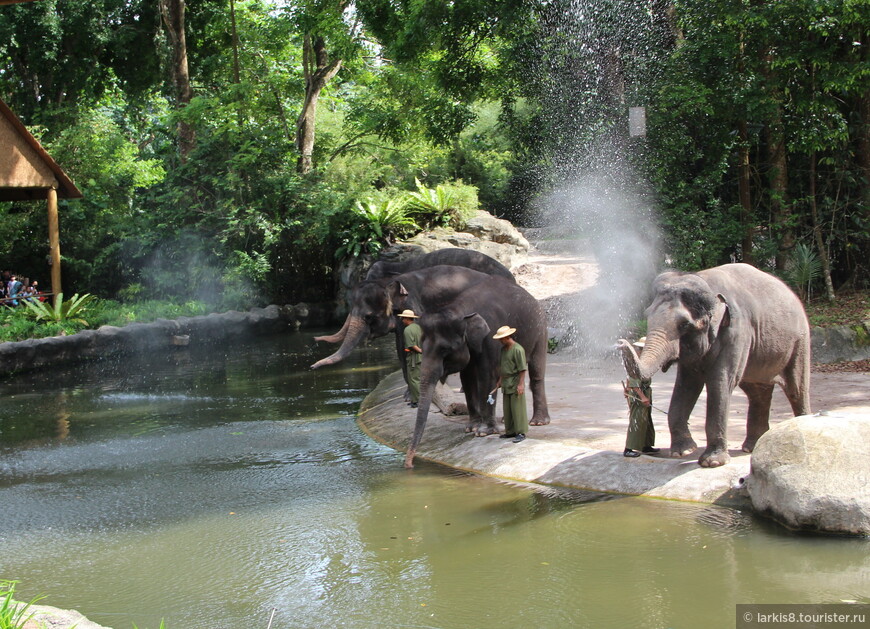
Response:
[387,281,410,312]
[709,294,731,340]
[463,313,491,353]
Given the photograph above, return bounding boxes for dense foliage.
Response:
[0,0,866,310]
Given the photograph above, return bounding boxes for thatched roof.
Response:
[0,98,82,201]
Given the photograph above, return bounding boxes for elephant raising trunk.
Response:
[314,314,350,344]
[310,315,369,369]
[622,328,680,381]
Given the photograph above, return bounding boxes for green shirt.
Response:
[499,342,527,395]
[404,322,422,367]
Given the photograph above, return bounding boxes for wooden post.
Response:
[47,186,62,305]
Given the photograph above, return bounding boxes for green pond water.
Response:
[0,330,866,629]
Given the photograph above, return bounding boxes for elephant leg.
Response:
[739,381,774,453]
[459,370,480,433]
[698,377,736,468]
[462,368,497,436]
[528,360,550,426]
[667,369,703,458]
[781,351,811,417]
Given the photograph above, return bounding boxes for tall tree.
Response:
[285,0,361,174]
[160,0,195,160]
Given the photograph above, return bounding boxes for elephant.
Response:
[315,248,514,345]
[618,263,811,468]
[310,265,507,371]
[404,276,550,468]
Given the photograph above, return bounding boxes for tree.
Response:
[160,0,195,159]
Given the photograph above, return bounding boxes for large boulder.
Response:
[744,413,870,536]
[331,210,531,315]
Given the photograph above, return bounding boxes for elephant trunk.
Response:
[404,361,443,468]
[310,316,368,369]
[314,314,351,344]
[636,328,678,380]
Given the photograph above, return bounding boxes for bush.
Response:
[404,178,479,230]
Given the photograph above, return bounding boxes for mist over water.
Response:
[541,146,661,356]
[525,0,669,356]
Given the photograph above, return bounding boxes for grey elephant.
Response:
[619,263,811,468]
[315,248,514,345]
[405,276,549,467]
[311,265,509,371]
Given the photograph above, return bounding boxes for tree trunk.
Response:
[809,152,836,302]
[160,0,195,161]
[230,0,241,84]
[766,104,792,270]
[295,34,342,174]
[737,119,754,264]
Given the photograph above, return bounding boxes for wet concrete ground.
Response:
[358,357,870,507]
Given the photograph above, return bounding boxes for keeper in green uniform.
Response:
[400,309,422,408]
[622,337,659,457]
[492,325,528,443]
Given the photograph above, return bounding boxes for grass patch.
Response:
[804,290,870,327]
[0,298,211,344]
[0,580,44,629]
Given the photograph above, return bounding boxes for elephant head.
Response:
[625,272,731,380]
[310,279,397,369]
[404,311,491,468]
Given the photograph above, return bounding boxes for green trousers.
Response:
[503,391,529,435]
[406,360,420,403]
[625,382,655,451]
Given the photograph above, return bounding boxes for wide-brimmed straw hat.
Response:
[493,325,517,339]
[633,336,647,348]
[398,309,419,319]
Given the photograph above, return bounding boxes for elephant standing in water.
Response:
[405,276,549,468]
[314,248,514,346]
[619,263,811,468]
[310,265,512,371]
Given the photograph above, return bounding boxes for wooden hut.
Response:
[0,97,82,301]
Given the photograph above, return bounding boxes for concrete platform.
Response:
[358,357,870,508]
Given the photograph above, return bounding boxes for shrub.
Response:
[404,178,479,230]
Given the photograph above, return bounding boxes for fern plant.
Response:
[404,178,457,229]
[22,292,96,325]
[336,197,418,259]
[788,243,822,303]
[403,178,479,230]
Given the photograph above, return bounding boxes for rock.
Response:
[331,210,532,313]
[811,323,870,364]
[0,304,315,378]
[464,210,531,251]
[744,413,870,536]
[19,603,111,629]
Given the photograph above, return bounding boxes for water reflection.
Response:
[0,331,866,629]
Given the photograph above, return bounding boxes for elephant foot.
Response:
[530,414,551,426]
[403,448,416,469]
[741,437,759,453]
[668,438,697,458]
[474,423,498,437]
[698,447,730,468]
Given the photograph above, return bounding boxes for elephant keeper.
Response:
[492,325,528,443]
[620,337,659,458]
[400,309,422,408]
